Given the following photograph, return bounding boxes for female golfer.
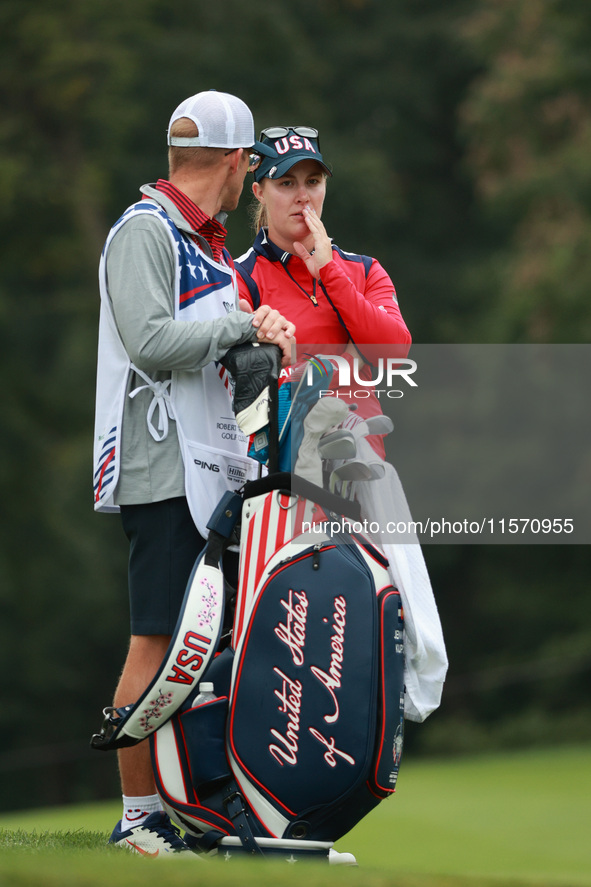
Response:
[235,125,412,455]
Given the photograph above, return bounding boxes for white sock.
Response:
[121,794,163,831]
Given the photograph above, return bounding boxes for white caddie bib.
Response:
[93,200,258,534]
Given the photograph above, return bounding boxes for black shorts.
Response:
[120,497,237,636]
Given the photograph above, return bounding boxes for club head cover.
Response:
[294,398,349,487]
[220,342,282,435]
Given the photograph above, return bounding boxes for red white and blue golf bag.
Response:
[91,345,405,862]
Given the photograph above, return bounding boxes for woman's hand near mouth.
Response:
[292,205,333,278]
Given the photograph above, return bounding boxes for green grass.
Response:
[0,746,590,887]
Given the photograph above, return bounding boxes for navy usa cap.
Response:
[251,126,332,182]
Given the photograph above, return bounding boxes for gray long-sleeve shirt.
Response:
[104,185,258,505]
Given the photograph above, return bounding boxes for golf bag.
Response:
[91,346,405,861]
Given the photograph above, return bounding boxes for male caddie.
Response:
[93,89,294,854]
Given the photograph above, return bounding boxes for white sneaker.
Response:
[108,811,190,856]
[329,848,358,866]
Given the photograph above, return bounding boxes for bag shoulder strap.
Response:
[90,492,243,751]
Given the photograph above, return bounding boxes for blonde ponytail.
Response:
[249,196,268,233]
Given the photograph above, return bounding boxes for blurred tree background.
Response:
[0,0,589,812]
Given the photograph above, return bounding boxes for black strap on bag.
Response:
[222,782,264,856]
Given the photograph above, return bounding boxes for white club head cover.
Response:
[294,398,349,487]
[342,411,394,442]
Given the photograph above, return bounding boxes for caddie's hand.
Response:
[251,305,296,367]
[292,206,333,278]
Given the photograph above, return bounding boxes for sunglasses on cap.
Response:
[248,126,321,174]
[260,126,319,141]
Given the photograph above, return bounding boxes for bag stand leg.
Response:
[217,836,334,863]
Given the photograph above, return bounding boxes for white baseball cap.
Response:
[167,89,257,149]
